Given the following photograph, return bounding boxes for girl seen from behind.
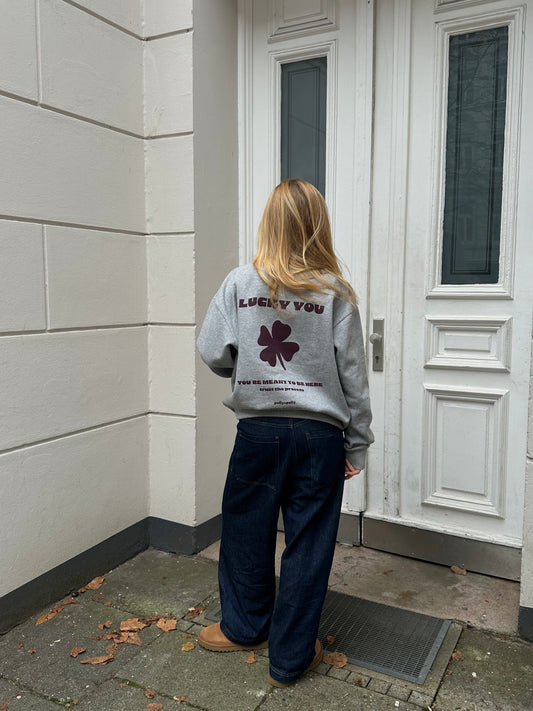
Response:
[196,178,373,687]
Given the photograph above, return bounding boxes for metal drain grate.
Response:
[205,589,451,684]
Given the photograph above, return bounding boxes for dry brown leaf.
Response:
[28,649,36,654]
[181,632,194,639]
[185,605,205,618]
[35,598,79,625]
[450,565,467,576]
[323,651,348,668]
[144,689,156,699]
[82,576,105,592]
[451,650,464,661]
[181,641,195,652]
[90,593,105,601]
[125,632,142,646]
[79,654,115,665]
[245,651,256,664]
[146,704,163,711]
[104,601,113,606]
[326,635,335,645]
[69,646,86,658]
[157,617,177,632]
[352,677,367,687]
[98,620,113,630]
[105,642,119,656]
[120,618,147,632]
[173,695,186,704]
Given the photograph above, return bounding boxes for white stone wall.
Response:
[0,0,148,598]
[147,0,239,529]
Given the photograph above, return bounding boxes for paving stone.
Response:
[433,629,533,711]
[261,672,420,710]
[113,630,272,711]
[0,599,162,701]
[387,683,412,701]
[315,661,330,675]
[367,677,391,695]
[0,677,61,710]
[74,678,177,710]
[327,666,351,681]
[91,548,219,618]
[408,690,434,707]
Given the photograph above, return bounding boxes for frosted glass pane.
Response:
[281,57,326,195]
[442,27,508,284]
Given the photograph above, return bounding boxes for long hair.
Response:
[253,179,357,308]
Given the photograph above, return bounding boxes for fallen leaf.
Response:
[105,642,119,656]
[125,632,142,646]
[451,650,464,661]
[35,598,79,625]
[104,601,113,606]
[352,677,367,687]
[90,594,105,601]
[185,605,205,618]
[80,576,105,592]
[447,669,453,675]
[181,641,195,652]
[450,565,467,576]
[69,646,86,658]
[28,649,36,654]
[120,618,147,632]
[79,654,114,665]
[181,632,195,639]
[326,635,335,645]
[157,617,177,632]
[144,689,156,699]
[245,651,256,664]
[323,651,348,668]
[173,695,186,704]
[98,620,112,630]
[146,703,163,711]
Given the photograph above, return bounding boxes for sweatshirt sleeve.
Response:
[196,289,238,379]
[333,306,374,470]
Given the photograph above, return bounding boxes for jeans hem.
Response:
[219,619,268,647]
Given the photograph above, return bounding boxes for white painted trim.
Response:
[381,0,412,519]
[424,316,512,371]
[238,0,254,264]
[268,0,337,42]
[422,385,509,518]
[427,6,525,299]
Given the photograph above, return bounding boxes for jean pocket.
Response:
[230,431,280,490]
[305,428,345,491]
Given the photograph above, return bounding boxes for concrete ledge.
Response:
[0,514,222,634]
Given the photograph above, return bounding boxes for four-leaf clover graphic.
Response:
[258,320,300,370]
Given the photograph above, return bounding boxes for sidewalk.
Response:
[0,543,532,711]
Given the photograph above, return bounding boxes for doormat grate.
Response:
[205,589,451,684]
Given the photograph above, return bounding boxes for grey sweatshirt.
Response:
[196,264,374,470]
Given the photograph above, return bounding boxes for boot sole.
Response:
[198,638,269,652]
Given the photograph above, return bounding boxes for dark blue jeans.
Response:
[218,416,345,684]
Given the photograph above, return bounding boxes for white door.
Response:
[365,0,533,577]
[242,0,373,516]
[241,0,533,575]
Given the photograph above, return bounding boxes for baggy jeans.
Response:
[218,416,345,684]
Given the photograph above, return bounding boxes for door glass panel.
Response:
[441,27,508,284]
[280,57,327,195]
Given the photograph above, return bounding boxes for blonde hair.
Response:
[253,179,357,308]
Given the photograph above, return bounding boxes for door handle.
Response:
[370,319,384,372]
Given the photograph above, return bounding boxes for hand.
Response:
[345,459,361,480]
